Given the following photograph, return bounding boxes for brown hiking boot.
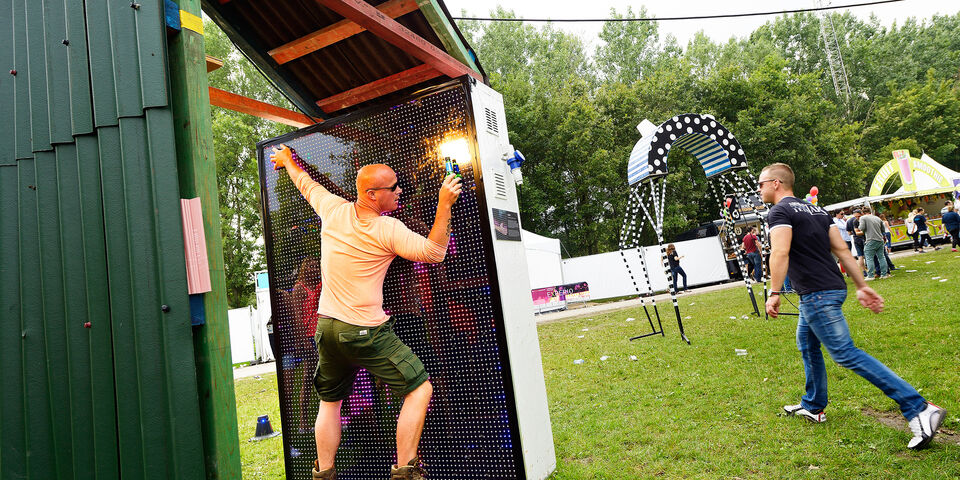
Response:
[313,460,336,480]
[390,456,427,479]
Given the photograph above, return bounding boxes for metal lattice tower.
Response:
[816,0,852,112]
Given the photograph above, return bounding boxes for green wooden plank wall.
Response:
[0,0,211,478]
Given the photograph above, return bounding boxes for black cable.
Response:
[452,0,904,22]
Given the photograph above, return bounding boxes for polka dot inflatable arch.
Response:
[627,113,748,185]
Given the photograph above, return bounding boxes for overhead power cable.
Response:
[452,0,904,23]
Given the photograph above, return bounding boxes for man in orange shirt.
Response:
[270,144,462,480]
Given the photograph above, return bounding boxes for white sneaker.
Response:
[783,404,826,423]
[907,402,946,449]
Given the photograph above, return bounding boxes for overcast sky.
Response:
[444,0,959,50]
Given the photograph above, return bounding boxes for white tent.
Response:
[521,229,563,289]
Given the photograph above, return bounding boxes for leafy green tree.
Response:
[861,72,960,172]
[595,6,662,83]
[205,21,295,307]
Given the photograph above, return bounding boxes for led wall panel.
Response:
[257,79,535,479]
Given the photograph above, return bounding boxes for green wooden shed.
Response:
[2,0,485,478]
[1,0,239,478]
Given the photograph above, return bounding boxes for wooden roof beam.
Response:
[269,0,420,65]
[316,63,442,113]
[206,55,224,73]
[208,87,320,128]
[317,0,481,81]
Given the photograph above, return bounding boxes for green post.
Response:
[167,1,242,478]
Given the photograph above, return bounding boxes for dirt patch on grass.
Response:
[861,407,960,445]
[563,455,595,465]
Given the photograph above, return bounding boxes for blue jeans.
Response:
[863,239,888,277]
[796,290,926,419]
[671,266,687,291]
[745,251,762,282]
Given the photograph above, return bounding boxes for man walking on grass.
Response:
[858,206,889,280]
[271,144,462,479]
[760,162,945,449]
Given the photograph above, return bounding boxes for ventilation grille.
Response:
[484,107,499,135]
[493,172,508,199]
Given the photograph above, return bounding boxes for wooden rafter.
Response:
[205,55,224,73]
[316,63,442,113]
[269,0,420,65]
[317,0,481,81]
[208,87,320,128]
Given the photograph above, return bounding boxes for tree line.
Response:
[204,9,960,307]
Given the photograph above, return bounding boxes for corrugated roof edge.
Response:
[434,0,487,82]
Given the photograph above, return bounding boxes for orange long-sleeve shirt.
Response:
[292,170,447,327]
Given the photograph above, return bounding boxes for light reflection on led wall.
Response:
[258,82,520,480]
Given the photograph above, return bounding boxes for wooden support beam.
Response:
[315,63,441,113]
[205,55,223,73]
[415,0,480,72]
[168,1,240,477]
[209,87,319,128]
[317,0,481,81]
[269,0,420,65]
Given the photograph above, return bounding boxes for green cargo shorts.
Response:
[313,316,429,402]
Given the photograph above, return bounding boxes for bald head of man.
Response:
[356,164,402,214]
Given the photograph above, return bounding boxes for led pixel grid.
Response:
[257,81,522,479]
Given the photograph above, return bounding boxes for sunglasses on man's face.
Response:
[366,182,399,193]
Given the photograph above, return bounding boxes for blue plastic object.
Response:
[506,150,525,170]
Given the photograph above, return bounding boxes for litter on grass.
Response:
[932,276,941,280]
[581,328,589,331]
[577,335,585,339]
[940,279,949,282]
[573,359,584,365]
[925,260,936,264]
[729,316,737,319]
[626,317,635,322]
[735,349,748,356]
[906,269,918,272]
[629,355,638,361]
[600,356,609,361]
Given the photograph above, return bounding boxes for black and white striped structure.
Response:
[621,114,767,344]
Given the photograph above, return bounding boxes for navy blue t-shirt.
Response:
[914,214,928,232]
[766,196,846,295]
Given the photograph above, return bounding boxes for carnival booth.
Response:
[824,150,960,247]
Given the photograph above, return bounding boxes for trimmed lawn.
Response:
[237,249,960,479]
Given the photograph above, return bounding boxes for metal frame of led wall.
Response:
[256,77,546,480]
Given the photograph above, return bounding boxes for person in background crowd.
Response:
[878,214,896,271]
[666,244,688,293]
[834,211,852,252]
[846,209,866,275]
[859,207,890,280]
[742,226,763,282]
[759,162,945,450]
[941,200,953,215]
[906,208,920,252]
[914,207,940,252]
[942,204,960,252]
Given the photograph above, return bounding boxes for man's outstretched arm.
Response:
[389,174,462,264]
[269,144,344,218]
[427,174,462,248]
[829,226,883,313]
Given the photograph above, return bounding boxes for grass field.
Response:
[236,249,960,479]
